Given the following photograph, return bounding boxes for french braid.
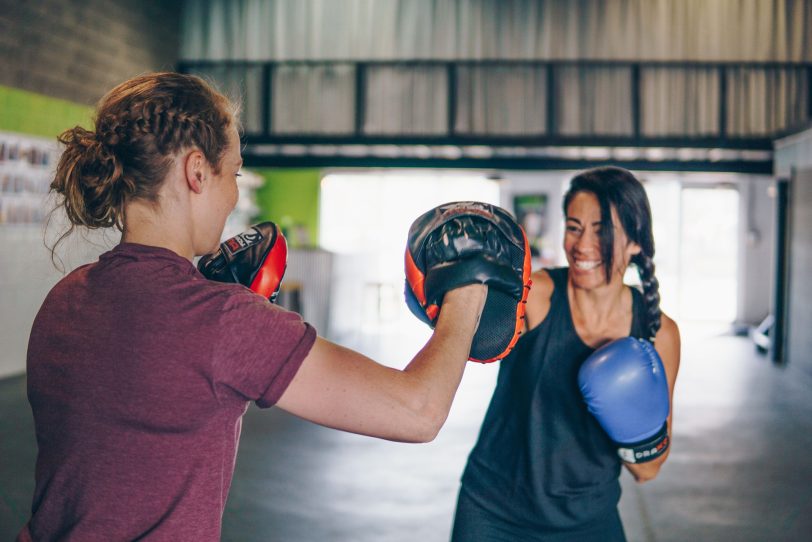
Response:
[633,252,662,342]
[49,73,236,259]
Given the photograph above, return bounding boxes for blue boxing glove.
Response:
[578,337,670,464]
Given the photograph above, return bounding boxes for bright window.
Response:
[319,171,500,353]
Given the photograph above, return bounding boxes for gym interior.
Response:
[1,1,811,540]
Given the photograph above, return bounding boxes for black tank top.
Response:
[460,267,648,530]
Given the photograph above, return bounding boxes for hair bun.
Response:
[97,129,121,149]
[53,125,126,229]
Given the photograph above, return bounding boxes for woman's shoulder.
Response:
[653,311,681,368]
[525,267,562,330]
[198,277,270,310]
[530,266,569,289]
[656,311,680,347]
[530,267,553,290]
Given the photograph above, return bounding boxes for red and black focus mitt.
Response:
[197,222,288,303]
[404,201,532,363]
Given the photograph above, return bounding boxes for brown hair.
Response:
[49,72,236,257]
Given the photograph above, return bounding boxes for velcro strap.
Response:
[222,227,266,259]
[423,257,523,307]
[197,222,287,302]
[198,225,269,284]
[617,422,669,464]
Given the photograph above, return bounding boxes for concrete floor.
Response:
[2,323,811,541]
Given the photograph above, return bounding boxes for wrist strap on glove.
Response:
[617,422,669,464]
[198,222,287,302]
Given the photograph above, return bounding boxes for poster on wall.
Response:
[0,131,59,226]
[513,193,553,266]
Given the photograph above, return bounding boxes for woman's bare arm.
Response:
[275,284,487,443]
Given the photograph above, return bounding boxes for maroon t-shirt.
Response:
[20,243,316,541]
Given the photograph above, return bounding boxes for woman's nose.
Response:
[574,229,597,253]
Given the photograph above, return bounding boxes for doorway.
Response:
[678,185,740,325]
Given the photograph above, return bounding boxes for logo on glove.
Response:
[224,229,265,257]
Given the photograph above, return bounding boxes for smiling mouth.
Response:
[574,259,601,271]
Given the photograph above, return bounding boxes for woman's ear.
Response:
[184,150,207,194]
[626,241,642,258]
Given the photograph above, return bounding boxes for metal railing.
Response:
[177,59,812,172]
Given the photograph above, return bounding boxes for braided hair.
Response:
[562,166,661,342]
[49,72,237,256]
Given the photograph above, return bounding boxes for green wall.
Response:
[253,168,321,247]
[0,85,93,137]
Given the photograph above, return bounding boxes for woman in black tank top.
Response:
[451,167,681,541]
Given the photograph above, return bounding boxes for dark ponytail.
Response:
[563,166,662,342]
[632,252,662,341]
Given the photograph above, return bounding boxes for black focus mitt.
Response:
[197,222,288,303]
[404,201,532,363]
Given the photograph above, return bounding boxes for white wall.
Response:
[775,128,812,375]
[785,169,812,375]
[736,176,777,326]
[0,224,112,379]
[775,129,812,177]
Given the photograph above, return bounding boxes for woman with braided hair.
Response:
[19,72,491,541]
[451,166,681,541]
